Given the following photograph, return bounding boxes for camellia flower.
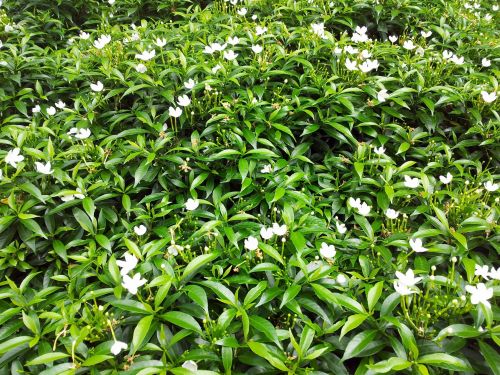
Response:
[272,223,287,236]
[386,208,399,219]
[255,26,267,36]
[336,221,347,234]
[403,40,416,50]
[169,106,182,118]
[409,238,427,253]
[439,172,453,184]
[465,283,493,308]
[5,148,24,168]
[184,78,196,90]
[251,45,263,54]
[116,253,139,276]
[223,50,238,61]
[122,273,147,294]
[373,145,385,155]
[35,161,53,175]
[376,90,389,104]
[319,242,336,259]
[79,31,90,40]
[388,35,398,43]
[135,63,147,73]
[47,106,56,116]
[345,58,357,71]
[155,38,167,48]
[93,34,111,49]
[134,225,147,236]
[260,164,272,173]
[260,226,274,240]
[484,181,498,192]
[135,50,156,61]
[90,81,104,92]
[185,198,199,211]
[481,58,491,67]
[474,264,490,280]
[244,236,259,251]
[111,340,128,355]
[481,91,497,103]
[182,360,198,371]
[177,95,191,107]
[404,175,420,188]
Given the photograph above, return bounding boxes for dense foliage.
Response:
[0,0,499,374]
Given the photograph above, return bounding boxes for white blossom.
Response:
[185,198,199,211]
[110,341,128,355]
[260,227,274,240]
[134,225,147,236]
[5,148,24,168]
[409,238,427,253]
[319,242,336,259]
[439,172,453,184]
[116,253,139,276]
[244,236,259,251]
[177,95,191,107]
[35,161,53,175]
[122,273,147,294]
[404,175,420,188]
[93,34,111,49]
[169,106,182,118]
[272,223,287,236]
[386,208,399,219]
[90,81,104,92]
[465,283,493,308]
[484,181,498,192]
[481,91,497,103]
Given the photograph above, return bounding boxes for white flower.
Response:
[135,50,156,61]
[442,50,453,60]
[32,105,41,113]
[244,236,259,251]
[333,47,343,55]
[168,244,183,256]
[155,38,167,48]
[488,267,500,280]
[336,221,347,234]
[373,145,386,155]
[93,34,111,49]
[177,95,191,107]
[108,0,115,4]
[272,223,287,236]
[348,197,361,209]
[319,242,336,259]
[409,238,427,253]
[46,106,56,116]
[260,227,274,240]
[481,58,491,67]
[311,22,326,39]
[337,273,348,286]
[484,181,498,192]
[60,188,85,202]
[212,64,222,73]
[55,100,66,109]
[169,106,182,118]
[110,340,128,355]
[481,91,497,103]
[251,45,263,53]
[116,253,138,276]
[386,208,399,219]
[493,5,499,11]
[451,55,464,65]
[404,175,420,188]
[439,172,453,184]
[403,40,416,50]
[359,59,379,72]
[357,202,371,216]
[134,225,147,236]
[345,58,357,71]
[79,31,90,40]
[227,36,239,45]
[344,45,358,54]
[260,164,272,173]
[182,360,198,372]
[90,81,104,92]
[204,42,227,54]
[360,49,371,59]
[135,63,147,73]
[388,35,398,43]
[474,264,490,280]
[421,31,432,38]
[237,7,247,16]
[484,13,492,21]
[255,26,267,36]
[223,50,238,60]
[184,78,196,90]
[394,281,418,296]
[465,283,493,308]
[5,148,24,168]
[35,161,53,175]
[122,273,147,294]
[185,198,199,211]
[396,268,422,287]
[74,128,91,139]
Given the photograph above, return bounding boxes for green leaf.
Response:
[312,284,365,314]
[243,281,267,308]
[181,252,220,282]
[19,182,46,203]
[417,353,472,371]
[132,315,154,354]
[341,329,378,361]
[109,300,153,314]
[259,243,285,265]
[367,281,384,312]
[162,311,202,334]
[366,357,412,373]
[0,336,33,354]
[73,207,94,234]
[26,352,69,366]
[340,314,368,340]
[20,219,47,239]
[247,342,289,371]
[280,285,301,309]
[95,234,112,251]
[185,285,209,315]
[249,315,281,348]
[479,341,500,375]
[81,355,113,366]
[134,159,150,187]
